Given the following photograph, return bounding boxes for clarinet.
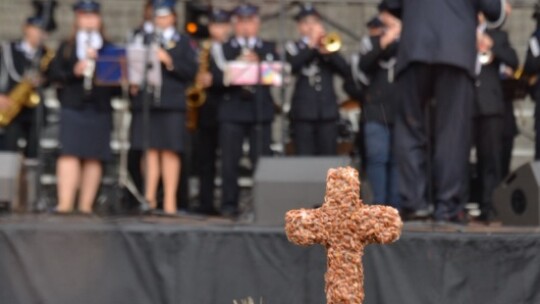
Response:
[83,31,96,92]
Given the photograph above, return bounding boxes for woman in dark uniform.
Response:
[130,1,198,215]
[49,0,117,214]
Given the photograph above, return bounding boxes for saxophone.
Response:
[0,48,54,127]
[186,40,211,132]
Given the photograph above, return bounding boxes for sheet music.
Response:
[224,61,290,87]
[126,44,162,87]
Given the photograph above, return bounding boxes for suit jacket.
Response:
[131,31,198,111]
[219,37,277,124]
[286,39,350,121]
[475,29,518,117]
[199,41,226,128]
[358,35,399,124]
[524,29,540,103]
[0,40,47,122]
[381,0,505,77]
[48,39,120,112]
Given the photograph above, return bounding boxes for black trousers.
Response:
[293,120,338,156]
[535,107,540,161]
[220,122,272,211]
[474,115,503,214]
[3,118,37,158]
[394,63,474,220]
[501,99,517,178]
[196,126,219,211]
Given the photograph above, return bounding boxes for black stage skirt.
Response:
[59,107,112,161]
[130,110,186,153]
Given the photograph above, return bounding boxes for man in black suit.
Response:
[0,16,48,158]
[474,12,518,222]
[285,4,349,155]
[193,8,231,215]
[219,3,277,217]
[524,6,540,161]
[379,0,506,222]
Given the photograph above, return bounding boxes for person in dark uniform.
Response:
[128,0,155,46]
[286,4,349,156]
[379,0,506,222]
[129,0,198,215]
[49,0,119,213]
[524,5,540,161]
[193,8,231,215]
[474,11,518,222]
[356,15,401,208]
[220,3,277,217]
[0,16,49,158]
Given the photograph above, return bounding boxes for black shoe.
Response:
[435,212,468,226]
[400,207,431,221]
[476,210,496,224]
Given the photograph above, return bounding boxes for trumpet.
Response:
[321,32,342,53]
[514,67,538,87]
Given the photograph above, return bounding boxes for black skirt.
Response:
[59,107,112,161]
[130,109,186,153]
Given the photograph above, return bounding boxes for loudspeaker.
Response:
[0,152,24,210]
[494,162,540,226]
[253,156,351,226]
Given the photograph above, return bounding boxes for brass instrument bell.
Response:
[321,32,342,53]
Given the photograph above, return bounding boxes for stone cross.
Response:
[285,167,403,304]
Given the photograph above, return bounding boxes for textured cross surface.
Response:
[285,167,403,304]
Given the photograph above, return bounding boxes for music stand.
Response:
[94,46,152,213]
[126,37,163,214]
[225,60,289,162]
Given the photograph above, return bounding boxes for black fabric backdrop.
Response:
[1,217,540,304]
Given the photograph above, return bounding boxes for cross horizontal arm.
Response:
[362,205,403,244]
[285,208,328,246]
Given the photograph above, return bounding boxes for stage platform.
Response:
[1,215,540,304]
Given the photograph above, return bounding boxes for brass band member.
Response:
[129,0,198,215]
[193,8,231,216]
[129,0,155,46]
[474,8,518,222]
[356,15,401,208]
[49,0,118,214]
[220,4,278,217]
[0,15,49,158]
[286,4,349,156]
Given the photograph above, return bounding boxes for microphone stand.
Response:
[109,25,155,214]
[135,28,158,214]
[34,0,55,212]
